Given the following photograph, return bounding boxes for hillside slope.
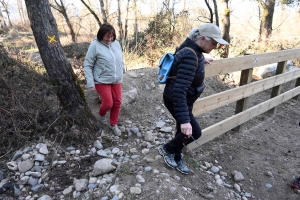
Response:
[0,44,300,200]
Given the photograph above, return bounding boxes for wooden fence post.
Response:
[234,68,253,132]
[293,77,300,100]
[269,61,287,114]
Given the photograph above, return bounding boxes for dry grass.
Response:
[0,45,95,164]
[59,34,95,46]
[123,51,151,70]
[0,47,57,162]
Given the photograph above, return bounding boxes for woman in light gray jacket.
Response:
[84,23,125,136]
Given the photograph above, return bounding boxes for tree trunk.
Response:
[218,0,230,58]
[163,0,170,9]
[105,0,109,21]
[50,0,76,43]
[117,0,123,47]
[212,0,219,26]
[134,0,138,32]
[58,0,76,43]
[133,0,138,45]
[124,0,130,41]
[0,1,12,27]
[161,0,174,36]
[204,0,214,23]
[17,0,26,25]
[6,12,12,27]
[0,6,7,29]
[170,0,176,35]
[80,0,102,28]
[99,0,107,23]
[63,12,76,42]
[258,0,275,43]
[24,0,99,131]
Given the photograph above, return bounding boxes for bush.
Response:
[127,11,180,66]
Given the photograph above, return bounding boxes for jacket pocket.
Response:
[95,67,104,78]
[196,83,205,97]
[186,83,205,105]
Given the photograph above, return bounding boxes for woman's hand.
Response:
[88,87,96,91]
[205,57,213,65]
[181,123,192,137]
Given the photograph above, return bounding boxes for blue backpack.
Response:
[157,47,198,84]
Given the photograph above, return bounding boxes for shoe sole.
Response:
[99,121,107,125]
[109,126,121,136]
[99,117,108,125]
[113,132,121,136]
[157,146,177,169]
[111,129,121,136]
[292,183,300,189]
[158,146,164,156]
[176,167,190,175]
[157,146,165,156]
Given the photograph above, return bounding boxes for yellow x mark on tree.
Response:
[47,35,57,43]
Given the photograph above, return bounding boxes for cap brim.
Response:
[213,38,229,45]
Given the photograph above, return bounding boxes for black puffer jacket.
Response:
[163,37,205,124]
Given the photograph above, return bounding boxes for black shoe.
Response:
[157,145,178,169]
[175,160,190,175]
[292,177,300,189]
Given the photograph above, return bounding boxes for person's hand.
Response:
[205,57,213,65]
[219,44,225,49]
[88,87,96,91]
[181,123,192,138]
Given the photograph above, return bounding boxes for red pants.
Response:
[95,84,122,126]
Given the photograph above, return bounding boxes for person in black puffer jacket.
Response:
[158,23,229,175]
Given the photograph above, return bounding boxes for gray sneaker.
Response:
[157,145,178,169]
[175,160,190,175]
[110,125,121,136]
[99,115,107,125]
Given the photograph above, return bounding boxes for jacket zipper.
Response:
[108,45,116,83]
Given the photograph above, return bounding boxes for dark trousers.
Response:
[163,94,202,161]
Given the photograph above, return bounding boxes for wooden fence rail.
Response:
[205,48,300,77]
[187,48,300,151]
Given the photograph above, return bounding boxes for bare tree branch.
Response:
[80,0,102,27]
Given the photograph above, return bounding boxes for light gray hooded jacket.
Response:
[84,39,125,88]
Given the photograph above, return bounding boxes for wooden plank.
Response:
[269,61,287,114]
[193,69,300,116]
[206,48,300,77]
[188,86,300,150]
[234,68,253,132]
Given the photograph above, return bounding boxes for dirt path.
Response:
[82,66,300,200]
[197,97,300,200]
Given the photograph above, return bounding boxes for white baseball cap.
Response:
[199,23,229,45]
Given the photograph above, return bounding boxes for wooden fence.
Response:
[187,48,300,150]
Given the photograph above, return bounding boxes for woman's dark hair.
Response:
[97,23,116,42]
